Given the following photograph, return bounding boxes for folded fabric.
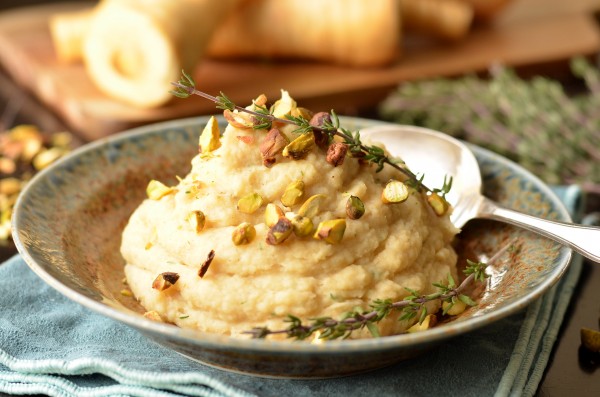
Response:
[0,185,584,397]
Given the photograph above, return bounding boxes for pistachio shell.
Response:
[237,193,264,214]
[146,180,174,200]
[281,180,305,207]
[199,116,222,154]
[313,219,346,244]
[381,180,409,204]
[282,133,315,160]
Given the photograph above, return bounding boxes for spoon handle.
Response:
[482,198,600,263]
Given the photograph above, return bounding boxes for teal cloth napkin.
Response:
[0,186,584,397]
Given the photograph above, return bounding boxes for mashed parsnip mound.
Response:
[121,91,459,339]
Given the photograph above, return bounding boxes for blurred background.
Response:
[1,1,600,396]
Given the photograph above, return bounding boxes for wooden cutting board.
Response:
[0,1,599,140]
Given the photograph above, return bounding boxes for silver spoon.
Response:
[361,124,600,263]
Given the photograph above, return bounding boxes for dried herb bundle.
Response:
[379,57,600,192]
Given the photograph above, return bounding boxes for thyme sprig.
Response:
[170,73,431,192]
[244,240,516,340]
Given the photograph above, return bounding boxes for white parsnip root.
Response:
[56,0,239,108]
[400,0,474,41]
[206,0,401,67]
[47,0,513,108]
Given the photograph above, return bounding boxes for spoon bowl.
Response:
[361,124,600,263]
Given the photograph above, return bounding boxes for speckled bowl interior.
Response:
[12,116,572,378]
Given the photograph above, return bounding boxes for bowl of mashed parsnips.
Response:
[12,92,571,377]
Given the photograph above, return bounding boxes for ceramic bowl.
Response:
[12,116,572,378]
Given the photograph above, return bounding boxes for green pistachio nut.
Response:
[313,219,346,244]
[346,195,365,219]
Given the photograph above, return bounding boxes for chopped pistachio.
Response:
[291,106,314,120]
[143,311,163,322]
[152,272,180,291]
[22,136,43,162]
[32,147,64,170]
[51,131,73,148]
[581,328,600,352]
[120,289,133,297]
[185,180,203,197]
[428,193,450,216]
[309,112,333,149]
[188,210,206,233]
[252,93,268,108]
[237,193,264,214]
[282,133,315,160]
[326,142,348,167]
[443,299,467,316]
[146,180,174,200]
[0,221,11,240]
[266,217,293,245]
[346,195,365,219]
[287,214,314,237]
[198,250,215,278]
[407,314,437,333]
[223,109,255,129]
[260,127,289,167]
[145,228,157,250]
[0,157,16,174]
[382,180,409,203]
[313,219,346,244]
[235,135,254,145]
[264,203,284,227]
[271,89,297,119]
[199,116,222,153]
[0,178,21,196]
[281,180,305,207]
[232,222,256,245]
[298,194,327,218]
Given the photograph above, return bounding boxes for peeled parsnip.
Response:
[48,9,93,63]
[400,0,474,41]
[458,0,513,21]
[206,0,401,67]
[82,0,241,108]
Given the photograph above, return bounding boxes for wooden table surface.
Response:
[1,1,600,396]
[1,0,600,141]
